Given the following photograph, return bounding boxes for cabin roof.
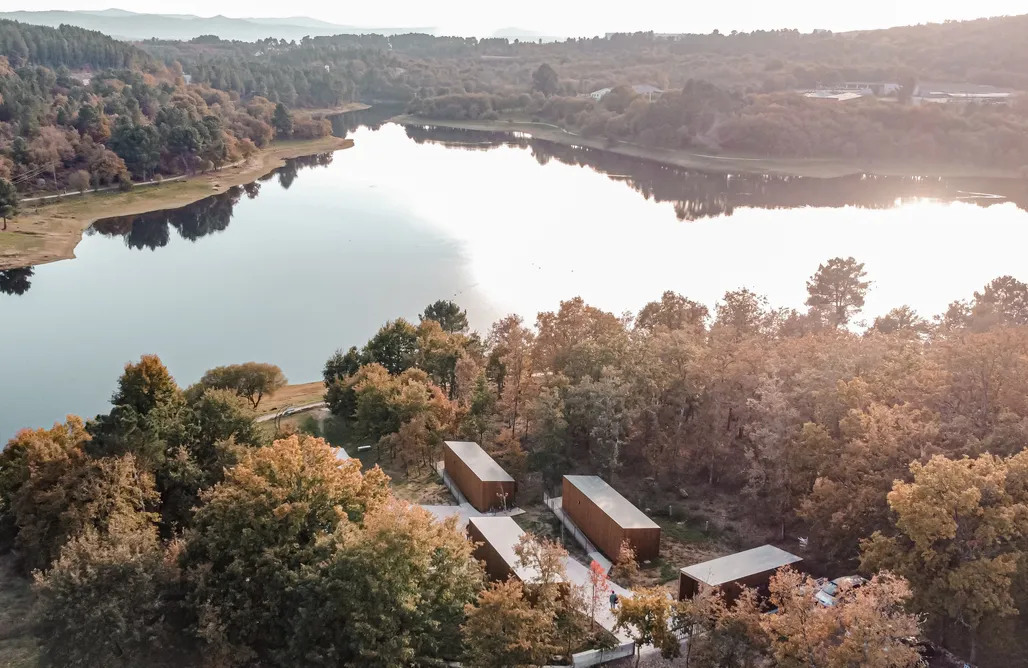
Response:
[564,475,660,530]
[680,545,802,587]
[445,441,514,482]
[469,516,560,583]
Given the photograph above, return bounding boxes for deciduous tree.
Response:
[462,578,554,668]
[861,452,1028,663]
[614,586,680,666]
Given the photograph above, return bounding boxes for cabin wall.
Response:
[443,443,516,512]
[562,478,659,561]
[467,521,516,582]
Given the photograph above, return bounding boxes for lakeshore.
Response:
[392,114,1028,180]
[0,135,355,271]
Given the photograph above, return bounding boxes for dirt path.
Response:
[0,135,355,271]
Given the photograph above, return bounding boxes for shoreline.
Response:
[392,115,1025,180]
[0,135,355,271]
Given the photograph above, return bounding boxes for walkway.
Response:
[421,461,524,529]
[254,401,327,423]
[545,495,613,572]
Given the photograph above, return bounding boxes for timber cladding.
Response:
[443,441,516,512]
[561,475,661,562]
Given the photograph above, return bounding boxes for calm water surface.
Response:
[3,114,1028,440]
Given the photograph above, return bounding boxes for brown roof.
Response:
[680,545,802,587]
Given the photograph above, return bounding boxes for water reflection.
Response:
[87,153,335,252]
[0,268,33,296]
[330,105,406,138]
[404,125,1028,221]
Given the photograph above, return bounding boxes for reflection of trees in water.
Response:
[88,154,334,251]
[0,267,33,296]
[275,152,334,190]
[331,105,408,138]
[91,187,243,251]
[405,124,514,152]
[405,125,1028,222]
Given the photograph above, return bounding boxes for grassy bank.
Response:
[394,114,1025,180]
[0,135,355,271]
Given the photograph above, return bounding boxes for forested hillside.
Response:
[0,19,334,197]
[128,15,1028,169]
[0,19,151,69]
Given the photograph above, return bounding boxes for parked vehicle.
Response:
[815,575,866,606]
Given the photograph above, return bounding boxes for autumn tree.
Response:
[805,256,871,328]
[184,434,478,665]
[462,578,555,668]
[636,290,709,332]
[613,539,640,586]
[870,305,930,337]
[196,361,287,408]
[111,354,183,416]
[421,299,469,333]
[671,589,764,668]
[0,177,18,230]
[969,275,1028,328]
[489,314,536,436]
[586,559,610,625]
[861,452,1028,663]
[514,533,583,660]
[69,169,91,194]
[758,568,922,668]
[33,523,186,668]
[614,587,680,666]
[0,415,159,572]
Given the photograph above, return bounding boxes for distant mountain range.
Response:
[0,9,435,42]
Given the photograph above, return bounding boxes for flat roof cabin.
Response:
[678,544,802,602]
[467,516,533,582]
[443,441,516,512]
[561,475,661,562]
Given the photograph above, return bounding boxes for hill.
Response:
[0,10,431,42]
[0,17,152,68]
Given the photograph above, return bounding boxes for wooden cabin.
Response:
[678,544,802,602]
[443,441,516,512]
[561,475,661,562]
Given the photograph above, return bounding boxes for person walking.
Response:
[609,589,619,611]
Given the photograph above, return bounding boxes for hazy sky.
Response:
[10,0,1026,36]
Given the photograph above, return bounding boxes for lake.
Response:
[3,110,1028,440]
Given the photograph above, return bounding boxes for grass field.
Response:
[254,381,325,417]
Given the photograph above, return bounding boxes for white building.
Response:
[588,84,663,102]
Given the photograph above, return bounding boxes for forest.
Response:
[2,259,1028,667]
[5,12,1028,202]
[0,19,333,200]
[145,15,1028,169]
